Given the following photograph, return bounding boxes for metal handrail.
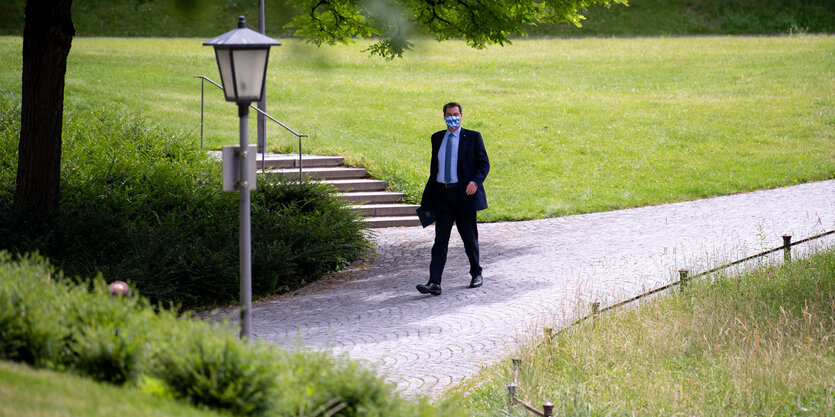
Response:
[195,75,309,179]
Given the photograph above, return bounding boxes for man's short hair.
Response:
[443,102,462,115]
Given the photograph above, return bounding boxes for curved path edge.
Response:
[214,180,835,398]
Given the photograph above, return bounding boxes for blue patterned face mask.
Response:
[445,116,461,130]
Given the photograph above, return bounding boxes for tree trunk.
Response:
[14,0,74,215]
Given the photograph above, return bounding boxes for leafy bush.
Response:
[0,99,368,307]
[0,253,457,416]
[157,324,279,416]
[65,278,157,385]
[0,253,148,383]
[0,253,69,368]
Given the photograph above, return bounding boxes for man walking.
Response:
[417,102,490,296]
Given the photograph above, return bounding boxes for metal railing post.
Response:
[200,78,205,150]
[298,135,303,182]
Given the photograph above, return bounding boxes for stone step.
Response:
[210,152,344,169]
[236,152,420,228]
[338,191,405,204]
[351,203,420,217]
[257,154,344,169]
[263,167,367,180]
[363,216,423,228]
[324,179,387,192]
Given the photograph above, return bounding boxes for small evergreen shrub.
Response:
[64,279,156,385]
[0,253,70,368]
[157,325,279,416]
[0,253,458,417]
[0,99,368,307]
[0,253,150,383]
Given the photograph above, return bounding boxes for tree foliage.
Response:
[286,0,626,59]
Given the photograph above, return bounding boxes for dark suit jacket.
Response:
[420,128,490,212]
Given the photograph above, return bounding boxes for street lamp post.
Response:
[204,16,280,339]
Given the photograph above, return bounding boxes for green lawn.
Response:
[450,248,835,416]
[0,361,224,417]
[1,35,832,221]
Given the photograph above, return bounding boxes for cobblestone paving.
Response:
[238,180,834,398]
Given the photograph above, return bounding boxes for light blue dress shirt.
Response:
[437,128,460,184]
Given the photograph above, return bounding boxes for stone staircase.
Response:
[256,153,422,228]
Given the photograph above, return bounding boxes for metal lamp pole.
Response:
[238,103,252,338]
[204,16,280,340]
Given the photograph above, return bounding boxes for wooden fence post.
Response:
[782,234,792,263]
[512,358,521,384]
[679,269,689,291]
[506,382,518,401]
[543,327,554,342]
[543,401,555,416]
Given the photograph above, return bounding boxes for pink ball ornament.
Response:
[108,281,131,297]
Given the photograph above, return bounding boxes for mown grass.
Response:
[1,35,832,221]
[0,360,225,417]
[451,248,835,416]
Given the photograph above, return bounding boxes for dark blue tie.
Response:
[444,132,452,183]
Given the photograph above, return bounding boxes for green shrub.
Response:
[64,279,156,385]
[0,99,369,307]
[252,178,369,292]
[154,320,284,416]
[0,253,457,416]
[0,252,148,384]
[274,349,426,417]
[0,253,69,368]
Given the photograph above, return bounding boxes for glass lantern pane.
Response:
[231,49,268,102]
[214,49,236,101]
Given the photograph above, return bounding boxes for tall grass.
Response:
[454,248,835,416]
[1,35,831,222]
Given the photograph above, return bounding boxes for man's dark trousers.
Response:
[429,182,481,284]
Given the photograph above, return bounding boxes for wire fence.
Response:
[505,229,834,417]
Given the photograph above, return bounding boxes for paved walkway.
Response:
[231,180,835,398]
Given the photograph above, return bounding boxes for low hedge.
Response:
[0,99,368,307]
[0,253,459,416]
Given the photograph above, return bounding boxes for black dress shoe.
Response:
[416,282,442,296]
[469,274,483,288]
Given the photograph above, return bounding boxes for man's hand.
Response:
[465,181,478,195]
